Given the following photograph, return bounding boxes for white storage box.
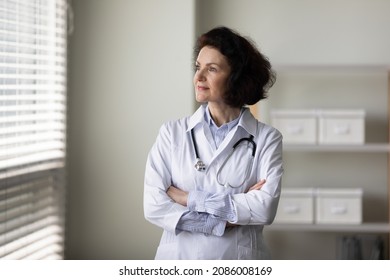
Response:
[315,188,363,224]
[271,110,317,144]
[318,110,365,145]
[274,188,315,224]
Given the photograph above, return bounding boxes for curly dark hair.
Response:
[194,26,276,108]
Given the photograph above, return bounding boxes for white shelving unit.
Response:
[268,223,390,233]
[260,65,390,259]
[284,143,390,153]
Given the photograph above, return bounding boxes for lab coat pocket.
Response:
[237,245,269,260]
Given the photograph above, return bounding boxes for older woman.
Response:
[144,26,283,259]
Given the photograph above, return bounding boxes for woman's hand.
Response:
[167,186,188,206]
[246,179,266,193]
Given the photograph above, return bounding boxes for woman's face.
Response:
[193,46,231,105]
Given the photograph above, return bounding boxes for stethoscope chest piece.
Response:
[191,129,207,171]
[194,158,206,171]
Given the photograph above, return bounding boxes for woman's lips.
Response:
[197,85,209,91]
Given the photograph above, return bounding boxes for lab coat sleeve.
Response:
[143,122,187,234]
[231,128,283,225]
[187,189,237,222]
[176,211,226,236]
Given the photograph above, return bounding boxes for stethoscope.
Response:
[191,129,257,188]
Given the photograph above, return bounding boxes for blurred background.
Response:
[1,0,389,260]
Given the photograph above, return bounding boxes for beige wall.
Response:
[197,0,390,65]
[67,0,390,259]
[67,0,195,259]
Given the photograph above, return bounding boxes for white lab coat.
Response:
[144,105,283,259]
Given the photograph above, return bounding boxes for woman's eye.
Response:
[209,67,217,72]
[195,65,200,71]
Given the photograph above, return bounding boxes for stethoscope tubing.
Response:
[191,129,256,188]
[191,129,206,171]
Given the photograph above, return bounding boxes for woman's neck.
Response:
[208,103,241,127]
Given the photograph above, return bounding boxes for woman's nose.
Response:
[195,68,206,81]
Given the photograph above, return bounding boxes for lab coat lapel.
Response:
[187,104,207,132]
[238,107,258,137]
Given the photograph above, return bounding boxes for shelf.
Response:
[265,223,390,233]
[273,64,390,73]
[283,143,390,153]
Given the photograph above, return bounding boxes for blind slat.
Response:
[0,196,56,223]
[0,62,65,72]
[0,94,65,102]
[0,113,65,125]
[0,74,66,83]
[0,161,63,180]
[0,0,50,11]
[0,150,64,170]
[3,235,63,260]
[0,103,65,112]
[0,207,58,235]
[0,141,65,155]
[0,17,68,36]
[0,131,64,146]
[0,181,55,211]
[0,225,63,258]
[0,122,65,135]
[0,215,61,245]
[0,51,66,63]
[0,84,66,91]
[23,243,63,260]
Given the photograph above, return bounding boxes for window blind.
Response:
[0,0,67,259]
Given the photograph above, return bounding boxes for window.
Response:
[0,0,67,259]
